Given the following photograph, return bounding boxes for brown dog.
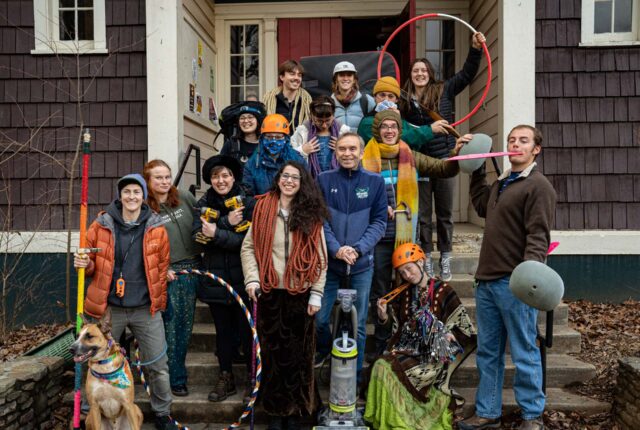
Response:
[69,309,143,430]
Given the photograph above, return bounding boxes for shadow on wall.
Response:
[548,255,640,303]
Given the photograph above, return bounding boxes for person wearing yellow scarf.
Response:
[362,109,463,355]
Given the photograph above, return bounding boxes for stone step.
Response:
[178,351,592,389]
[460,298,569,325]
[188,322,581,354]
[98,385,610,424]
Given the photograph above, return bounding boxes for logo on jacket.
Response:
[331,188,338,193]
[355,187,369,199]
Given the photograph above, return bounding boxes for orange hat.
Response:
[261,113,290,135]
[392,243,426,269]
[373,76,401,97]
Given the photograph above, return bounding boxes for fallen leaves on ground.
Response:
[0,323,71,362]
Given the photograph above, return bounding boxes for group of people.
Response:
[74,29,557,430]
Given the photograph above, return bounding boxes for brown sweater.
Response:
[470,162,557,280]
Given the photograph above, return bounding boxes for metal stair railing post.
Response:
[173,144,202,196]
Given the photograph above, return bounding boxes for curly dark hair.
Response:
[270,161,329,235]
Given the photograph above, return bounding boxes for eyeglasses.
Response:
[312,117,333,126]
[380,124,399,131]
[239,115,256,122]
[280,173,301,182]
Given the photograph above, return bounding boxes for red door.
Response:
[277,18,343,66]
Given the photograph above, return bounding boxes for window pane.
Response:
[230,26,243,54]
[245,86,260,101]
[231,87,244,104]
[231,57,244,85]
[443,51,455,80]
[246,25,259,54]
[594,1,613,33]
[59,10,76,40]
[77,0,94,6]
[425,51,441,80]
[60,0,75,7]
[77,10,94,40]
[614,0,633,32]
[246,55,259,84]
[425,21,440,50]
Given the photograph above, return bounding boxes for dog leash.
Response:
[175,269,263,430]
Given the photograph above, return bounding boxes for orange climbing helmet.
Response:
[261,113,290,135]
[392,242,427,269]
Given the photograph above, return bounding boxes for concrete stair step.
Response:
[188,322,581,354]
[178,351,592,389]
[86,385,609,424]
[460,298,569,325]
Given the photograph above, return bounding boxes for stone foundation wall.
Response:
[0,356,65,430]
[614,357,640,430]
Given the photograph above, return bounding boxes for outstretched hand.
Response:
[453,133,473,155]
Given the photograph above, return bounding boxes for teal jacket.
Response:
[357,115,435,150]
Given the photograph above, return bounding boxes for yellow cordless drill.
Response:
[196,207,221,244]
[224,196,251,232]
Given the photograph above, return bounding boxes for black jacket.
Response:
[404,47,482,159]
[192,184,256,304]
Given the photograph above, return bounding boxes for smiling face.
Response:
[507,127,541,171]
[411,61,430,89]
[278,165,301,199]
[335,135,363,170]
[147,165,172,198]
[280,68,303,92]
[336,71,356,93]
[69,324,109,363]
[120,183,144,214]
[238,113,258,135]
[397,260,424,285]
[210,166,235,197]
[379,119,400,145]
[312,114,334,132]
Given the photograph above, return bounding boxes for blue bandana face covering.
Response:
[262,136,287,155]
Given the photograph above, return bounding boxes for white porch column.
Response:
[499,0,536,170]
[146,0,182,173]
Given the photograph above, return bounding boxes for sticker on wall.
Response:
[196,93,203,115]
[198,40,203,67]
[192,59,198,83]
[189,84,195,112]
[209,66,215,93]
[209,97,218,122]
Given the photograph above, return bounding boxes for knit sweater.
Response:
[240,212,327,308]
[470,162,557,280]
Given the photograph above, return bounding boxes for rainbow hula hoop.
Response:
[377,13,492,128]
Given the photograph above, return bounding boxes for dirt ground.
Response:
[2,300,639,429]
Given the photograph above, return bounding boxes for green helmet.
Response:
[458,133,492,174]
[509,260,564,311]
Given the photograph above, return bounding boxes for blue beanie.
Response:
[117,173,148,199]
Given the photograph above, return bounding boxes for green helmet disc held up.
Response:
[509,260,564,311]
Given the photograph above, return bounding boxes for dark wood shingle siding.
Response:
[536,0,640,229]
[0,0,147,230]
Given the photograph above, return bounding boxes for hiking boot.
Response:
[207,371,237,402]
[314,351,330,368]
[424,253,435,278]
[267,415,284,430]
[458,415,502,430]
[154,415,180,430]
[440,252,452,282]
[171,384,188,397]
[519,418,545,430]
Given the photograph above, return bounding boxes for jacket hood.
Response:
[105,199,153,230]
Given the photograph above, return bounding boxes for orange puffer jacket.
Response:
[83,211,170,318]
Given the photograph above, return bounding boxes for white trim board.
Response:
[4,230,640,255]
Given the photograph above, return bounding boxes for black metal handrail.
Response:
[173,144,202,196]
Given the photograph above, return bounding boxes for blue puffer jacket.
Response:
[332,92,376,132]
[318,165,388,276]
[242,144,306,196]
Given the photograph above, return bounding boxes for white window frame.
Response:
[581,0,640,46]
[32,0,108,55]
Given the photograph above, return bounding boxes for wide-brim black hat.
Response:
[202,155,243,185]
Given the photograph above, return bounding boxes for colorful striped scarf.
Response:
[362,138,418,248]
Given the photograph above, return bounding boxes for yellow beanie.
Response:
[373,76,401,97]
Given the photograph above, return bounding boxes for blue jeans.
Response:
[316,268,373,379]
[474,276,545,420]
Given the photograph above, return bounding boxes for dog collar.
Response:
[90,360,132,390]
[95,339,118,365]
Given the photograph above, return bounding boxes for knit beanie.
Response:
[117,173,148,199]
[372,110,403,143]
[373,76,401,97]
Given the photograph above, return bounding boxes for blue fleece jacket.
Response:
[318,165,388,276]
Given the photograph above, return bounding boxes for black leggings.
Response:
[208,302,252,373]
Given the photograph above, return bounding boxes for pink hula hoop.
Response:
[377,13,492,128]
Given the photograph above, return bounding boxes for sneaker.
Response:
[440,252,452,282]
[154,415,180,430]
[208,371,237,402]
[171,384,188,397]
[424,253,435,278]
[458,415,502,430]
[519,418,545,430]
[314,351,330,368]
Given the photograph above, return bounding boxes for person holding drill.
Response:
[192,155,256,403]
